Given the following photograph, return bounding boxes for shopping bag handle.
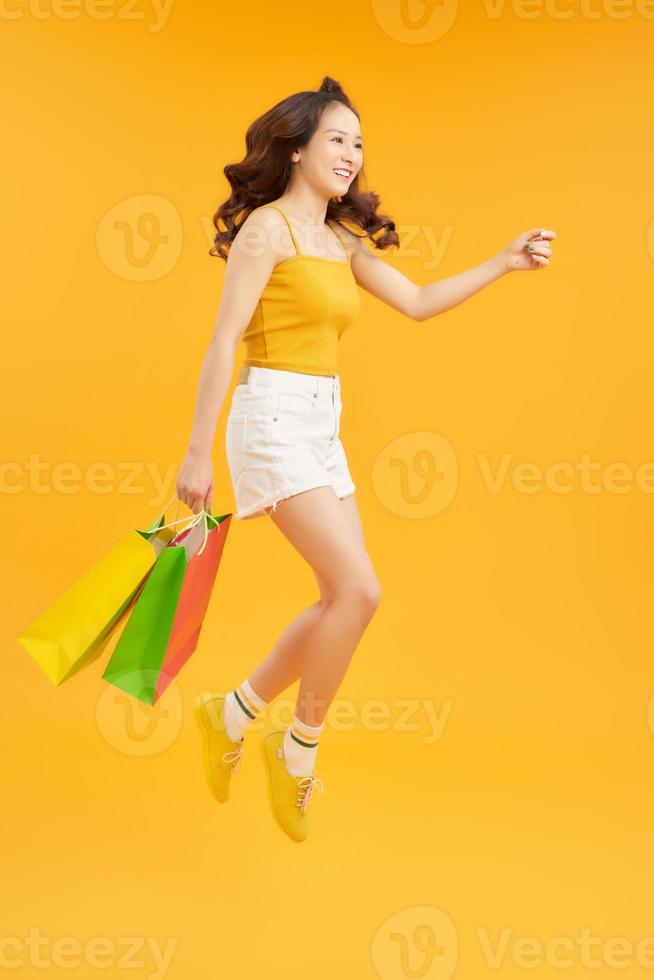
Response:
[156,494,215,557]
[169,509,211,556]
[157,494,182,526]
[154,494,211,530]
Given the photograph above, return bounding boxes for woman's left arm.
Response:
[348,226,556,322]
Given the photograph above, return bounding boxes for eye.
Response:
[331,136,363,150]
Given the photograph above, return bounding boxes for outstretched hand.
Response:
[500,227,556,273]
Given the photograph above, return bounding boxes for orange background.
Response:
[4,1,654,977]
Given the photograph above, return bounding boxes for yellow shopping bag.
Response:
[17,496,191,686]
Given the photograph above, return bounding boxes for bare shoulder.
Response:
[234,204,284,242]
[230,205,287,265]
[333,222,376,262]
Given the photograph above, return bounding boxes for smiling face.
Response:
[291,101,364,197]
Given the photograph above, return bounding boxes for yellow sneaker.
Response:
[259,728,325,842]
[194,692,244,803]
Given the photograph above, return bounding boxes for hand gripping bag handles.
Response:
[101,500,232,706]
[16,496,188,687]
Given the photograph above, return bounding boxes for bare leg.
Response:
[247,493,368,702]
[260,486,381,726]
[246,598,323,703]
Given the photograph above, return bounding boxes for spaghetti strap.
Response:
[255,204,302,257]
[327,220,348,259]
[251,204,347,261]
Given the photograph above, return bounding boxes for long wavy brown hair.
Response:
[209,76,399,261]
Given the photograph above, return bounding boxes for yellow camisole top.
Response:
[240,204,360,377]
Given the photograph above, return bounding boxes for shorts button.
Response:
[273,416,278,421]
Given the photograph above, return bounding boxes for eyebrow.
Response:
[325,128,363,140]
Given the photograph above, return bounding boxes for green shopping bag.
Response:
[101,504,232,705]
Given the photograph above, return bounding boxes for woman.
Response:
[178,76,555,843]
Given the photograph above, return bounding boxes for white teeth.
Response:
[334,169,351,177]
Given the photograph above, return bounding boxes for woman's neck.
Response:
[275,195,330,227]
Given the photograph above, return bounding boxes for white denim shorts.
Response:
[225,365,356,520]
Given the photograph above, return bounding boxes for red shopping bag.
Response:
[102,506,232,705]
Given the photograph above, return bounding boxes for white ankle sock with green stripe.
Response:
[283,714,324,777]
[223,679,268,743]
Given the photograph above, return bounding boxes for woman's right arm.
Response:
[176,209,279,514]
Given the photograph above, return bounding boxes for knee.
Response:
[320,568,382,617]
[351,577,382,619]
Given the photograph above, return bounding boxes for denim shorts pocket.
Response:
[225,416,248,483]
[230,388,275,421]
[277,390,316,421]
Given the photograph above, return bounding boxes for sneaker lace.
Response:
[295,774,325,815]
[221,744,244,775]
